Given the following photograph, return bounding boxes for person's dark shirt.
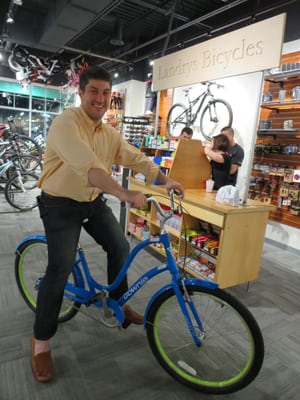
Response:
[211,153,231,190]
[228,143,244,185]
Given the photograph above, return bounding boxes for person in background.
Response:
[179,126,193,139]
[220,126,244,186]
[31,65,184,383]
[204,133,231,190]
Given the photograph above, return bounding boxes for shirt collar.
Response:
[79,106,103,131]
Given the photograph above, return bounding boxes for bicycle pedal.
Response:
[122,319,132,329]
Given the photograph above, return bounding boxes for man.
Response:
[220,126,244,186]
[31,65,184,383]
[179,126,193,139]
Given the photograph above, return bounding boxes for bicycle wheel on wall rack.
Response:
[146,284,264,394]
[15,238,80,322]
[166,104,188,137]
[5,172,40,211]
[200,99,233,141]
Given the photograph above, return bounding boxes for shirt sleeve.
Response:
[230,146,244,166]
[114,139,159,184]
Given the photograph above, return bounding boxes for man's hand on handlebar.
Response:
[155,170,184,198]
[164,178,184,198]
[121,190,148,208]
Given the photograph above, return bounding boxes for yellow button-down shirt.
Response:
[38,106,159,201]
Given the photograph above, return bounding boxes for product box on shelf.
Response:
[291,86,300,100]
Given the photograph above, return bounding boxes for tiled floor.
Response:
[0,194,300,400]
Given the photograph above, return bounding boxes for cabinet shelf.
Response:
[178,263,215,282]
[257,129,299,137]
[128,178,274,288]
[152,220,180,237]
[264,69,300,83]
[261,100,300,111]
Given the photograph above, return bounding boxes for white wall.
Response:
[112,79,145,117]
[172,72,264,203]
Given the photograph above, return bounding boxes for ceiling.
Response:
[0,0,300,86]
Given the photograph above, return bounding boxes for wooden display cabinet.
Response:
[128,139,274,288]
[252,51,300,229]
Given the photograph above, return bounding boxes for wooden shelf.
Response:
[128,175,273,289]
[256,51,300,230]
[257,129,299,137]
[264,69,300,82]
[261,100,300,111]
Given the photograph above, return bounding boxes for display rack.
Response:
[128,139,274,288]
[251,51,300,229]
[123,116,151,147]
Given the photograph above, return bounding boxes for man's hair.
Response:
[180,126,193,136]
[221,126,234,136]
[212,133,230,152]
[79,65,112,91]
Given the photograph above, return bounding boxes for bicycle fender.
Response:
[15,234,46,253]
[183,278,218,289]
[144,278,218,329]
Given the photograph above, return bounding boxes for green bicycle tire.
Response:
[15,239,80,322]
[146,284,264,394]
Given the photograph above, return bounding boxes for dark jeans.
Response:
[34,193,130,340]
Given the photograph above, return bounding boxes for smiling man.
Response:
[31,65,184,383]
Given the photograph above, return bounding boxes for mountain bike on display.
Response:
[166,81,233,140]
[15,190,264,394]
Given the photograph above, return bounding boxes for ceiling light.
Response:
[110,20,124,47]
[13,0,23,5]
[6,13,14,24]
[114,72,119,78]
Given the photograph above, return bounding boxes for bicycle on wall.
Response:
[14,191,264,394]
[166,81,233,140]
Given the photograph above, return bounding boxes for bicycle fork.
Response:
[15,171,26,192]
[174,281,206,347]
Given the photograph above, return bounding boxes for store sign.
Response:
[152,13,286,91]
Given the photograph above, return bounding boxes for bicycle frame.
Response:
[186,91,208,124]
[185,84,216,125]
[0,159,14,179]
[19,227,217,345]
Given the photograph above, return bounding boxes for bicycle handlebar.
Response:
[121,189,181,220]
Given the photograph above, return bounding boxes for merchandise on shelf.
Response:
[252,52,300,229]
[123,116,152,148]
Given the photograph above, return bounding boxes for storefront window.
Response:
[0,109,30,134]
[31,112,55,140]
[0,79,72,138]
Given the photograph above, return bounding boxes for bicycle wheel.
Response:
[200,99,233,141]
[5,172,40,211]
[146,285,264,394]
[166,104,188,137]
[12,134,43,159]
[13,154,43,174]
[15,239,80,322]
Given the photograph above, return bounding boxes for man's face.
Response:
[222,130,234,146]
[79,79,111,122]
[180,132,192,139]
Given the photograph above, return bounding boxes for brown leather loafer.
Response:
[122,304,144,328]
[31,337,54,382]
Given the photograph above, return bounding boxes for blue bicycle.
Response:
[14,191,264,394]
